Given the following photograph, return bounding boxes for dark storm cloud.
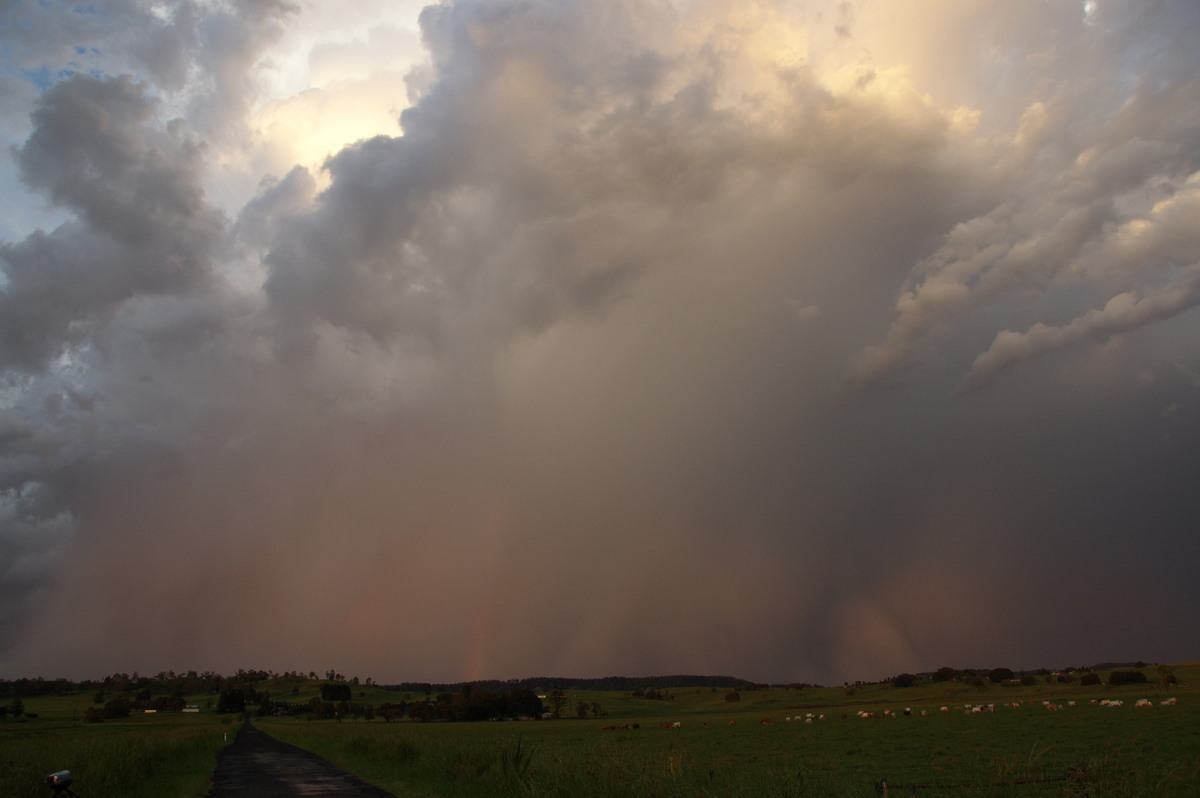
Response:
[0,73,222,371]
[1,0,1198,685]
[261,0,685,355]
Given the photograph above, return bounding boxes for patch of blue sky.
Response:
[21,66,79,91]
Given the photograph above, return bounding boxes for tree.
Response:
[724,691,741,702]
[320,683,352,701]
[505,688,544,720]
[548,688,567,718]
[987,668,1014,684]
[576,700,589,718]
[217,689,246,714]
[102,697,132,718]
[1108,670,1148,686]
[892,673,918,688]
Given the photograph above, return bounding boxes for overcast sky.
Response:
[1,0,1198,687]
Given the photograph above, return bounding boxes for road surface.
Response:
[207,722,397,797]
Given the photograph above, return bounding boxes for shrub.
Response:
[103,697,133,718]
[1080,673,1101,686]
[1108,670,1149,686]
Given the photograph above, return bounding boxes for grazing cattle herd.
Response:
[598,696,1179,730]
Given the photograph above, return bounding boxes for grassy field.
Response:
[0,709,234,798]
[258,664,1200,797]
[3,664,1198,797]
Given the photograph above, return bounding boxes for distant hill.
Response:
[1087,661,1148,671]
[381,674,764,693]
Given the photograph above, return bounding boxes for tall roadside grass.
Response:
[0,716,231,798]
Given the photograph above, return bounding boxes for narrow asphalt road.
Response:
[207,722,397,797]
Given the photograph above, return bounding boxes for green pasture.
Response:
[3,664,1198,797]
[258,667,1200,797]
[0,709,233,798]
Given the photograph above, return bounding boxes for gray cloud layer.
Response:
[1,0,1198,685]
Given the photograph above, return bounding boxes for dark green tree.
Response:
[320,683,352,701]
[548,688,567,718]
[217,689,246,714]
[987,668,1014,683]
[1108,670,1149,686]
[102,697,132,718]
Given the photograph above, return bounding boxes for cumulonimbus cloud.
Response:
[1,0,1199,685]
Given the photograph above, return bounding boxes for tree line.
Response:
[1,671,756,702]
[882,663,1174,690]
[224,683,546,722]
[384,674,760,695]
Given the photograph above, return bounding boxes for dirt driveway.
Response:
[206,722,396,797]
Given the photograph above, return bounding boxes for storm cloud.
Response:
[1,0,1198,686]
